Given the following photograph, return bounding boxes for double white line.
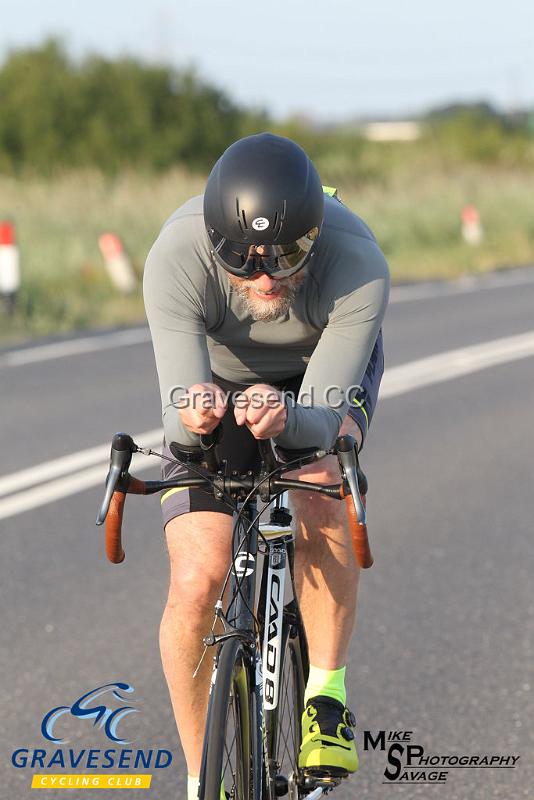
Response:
[2,330,534,521]
[0,429,163,521]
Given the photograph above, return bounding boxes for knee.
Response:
[166,563,227,618]
[289,460,341,520]
[163,512,232,618]
[290,466,349,550]
[288,456,339,488]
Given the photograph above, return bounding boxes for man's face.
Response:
[227,269,307,322]
[226,244,307,322]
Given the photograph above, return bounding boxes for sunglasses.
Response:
[207,227,320,278]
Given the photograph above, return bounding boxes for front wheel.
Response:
[202,639,254,800]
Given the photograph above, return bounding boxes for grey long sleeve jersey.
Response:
[143,193,390,451]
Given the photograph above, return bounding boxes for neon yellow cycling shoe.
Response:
[298,695,359,776]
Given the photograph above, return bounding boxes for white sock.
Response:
[187,774,199,800]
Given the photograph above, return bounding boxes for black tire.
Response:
[202,638,254,800]
[264,604,308,800]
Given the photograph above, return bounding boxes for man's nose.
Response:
[251,272,276,291]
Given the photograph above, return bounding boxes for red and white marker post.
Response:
[461,205,483,246]
[98,233,137,294]
[0,220,21,313]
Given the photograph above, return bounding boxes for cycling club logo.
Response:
[41,682,139,745]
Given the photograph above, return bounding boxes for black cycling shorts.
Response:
[160,330,384,527]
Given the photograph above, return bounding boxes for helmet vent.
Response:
[236,198,249,231]
[273,210,282,238]
[272,201,286,238]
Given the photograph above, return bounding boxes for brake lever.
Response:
[96,433,136,525]
[335,434,366,525]
[257,439,278,474]
[200,429,221,474]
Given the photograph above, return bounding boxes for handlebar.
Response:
[95,432,147,563]
[96,431,372,568]
[95,432,135,525]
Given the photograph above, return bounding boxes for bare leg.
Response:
[290,419,362,669]
[159,511,233,775]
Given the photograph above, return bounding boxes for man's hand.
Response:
[179,382,227,434]
[234,384,287,439]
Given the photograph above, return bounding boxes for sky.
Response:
[2,0,533,121]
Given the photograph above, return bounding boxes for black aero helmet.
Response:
[204,133,324,278]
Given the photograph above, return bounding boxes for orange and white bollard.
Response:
[461,205,483,246]
[98,233,137,294]
[0,220,21,313]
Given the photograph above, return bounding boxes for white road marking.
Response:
[0,428,163,498]
[1,329,534,520]
[0,454,160,521]
[390,265,534,303]
[380,330,534,398]
[0,327,150,368]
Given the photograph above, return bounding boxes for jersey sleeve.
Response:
[274,236,390,451]
[143,220,212,448]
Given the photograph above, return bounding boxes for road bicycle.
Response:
[96,429,372,800]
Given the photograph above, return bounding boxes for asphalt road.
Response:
[1,267,533,799]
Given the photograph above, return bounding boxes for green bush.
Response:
[0,39,264,174]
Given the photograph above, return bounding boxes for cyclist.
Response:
[143,132,389,799]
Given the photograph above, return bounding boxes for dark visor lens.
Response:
[208,227,319,278]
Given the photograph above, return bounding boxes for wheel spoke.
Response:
[223,687,244,798]
[277,659,295,765]
[272,638,302,794]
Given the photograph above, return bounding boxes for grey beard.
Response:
[231,276,305,322]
